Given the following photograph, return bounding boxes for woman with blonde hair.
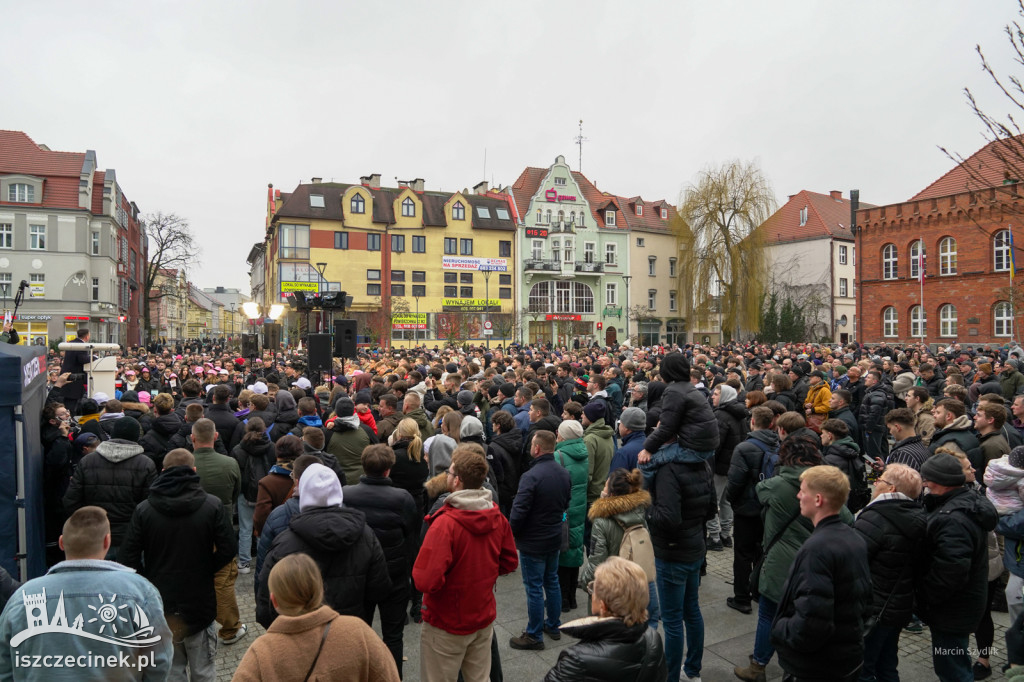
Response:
[389,418,428,513]
[234,553,399,682]
[545,556,666,681]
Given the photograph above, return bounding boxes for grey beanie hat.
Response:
[619,407,647,432]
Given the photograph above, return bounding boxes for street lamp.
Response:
[229,303,236,345]
[621,274,633,344]
[717,279,726,345]
[315,262,327,334]
[413,292,421,348]
[481,267,494,349]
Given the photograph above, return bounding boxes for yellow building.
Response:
[186,285,215,340]
[263,176,517,348]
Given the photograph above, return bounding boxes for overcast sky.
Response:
[6,1,1019,290]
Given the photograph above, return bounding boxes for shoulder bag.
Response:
[303,619,333,682]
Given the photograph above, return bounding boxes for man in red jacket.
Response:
[413,447,518,682]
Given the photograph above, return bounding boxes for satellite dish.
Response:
[839,315,848,327]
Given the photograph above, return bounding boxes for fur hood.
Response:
[121,402,150,415]
[97,439,145,463]
[425,471,449,500]
[588,490,651,521]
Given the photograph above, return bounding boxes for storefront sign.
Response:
[441,257,509,272]
[63,316,86,321]
[525,228,548,238]
[281,281,319,292]
[544,188,577,203]
[16,315,54,321]
[546,314,582,321]
[442,298,500,312]
[392,313,427,330]
[604,306,622,317]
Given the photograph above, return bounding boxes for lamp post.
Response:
[621,274,632,344]
[229,303,236,346]
[315,262,327,334]
[481,266,494,349]
[413,292,421,348]
[717,279,726,345]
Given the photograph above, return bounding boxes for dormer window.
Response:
[8,184,34,203]
[309,194,325,208]
[554,177,567,186]
[661,208,668,220]
[636,205,643,216]
[402,197,415,218]
[605,210,616,226]
[799,206,808,226]
[350,194,365,214]
[453,201,465,220]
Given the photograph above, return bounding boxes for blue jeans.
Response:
[237,497,255,565]
[753,596,778,665]
[930,629,972,682]
[640,444,715,487]
[860,622,902,682]
[656,557,704,682]
[520,551,561,641]
[647,581,661,631]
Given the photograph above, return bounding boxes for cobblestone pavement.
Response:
[213,546,1011,681]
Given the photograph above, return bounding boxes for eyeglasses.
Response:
[876,478,891,487]
[446,469,457,478]
[586,581,596,595]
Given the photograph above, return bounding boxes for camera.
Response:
[67,373,86,383]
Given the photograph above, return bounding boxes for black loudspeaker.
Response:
[307,334,333,374]
[263,323,281,351]
[241,334,259,357]
[334,319,357,359]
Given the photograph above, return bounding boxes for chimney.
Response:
[830,190,842,201]
[360,174,381,188]
[311,177,322,184]
[473,180,489,195]
[397,180,410,189]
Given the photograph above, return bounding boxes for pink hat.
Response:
[193,367,204,375]
[126,370,136,376]
[138,391,151,404]
[207,369,217,375]
[169,373,177,378]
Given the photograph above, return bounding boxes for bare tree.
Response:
[143,212,197,344]
[674,160,775,339]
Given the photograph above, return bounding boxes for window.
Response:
[799,206,808,226]
[402,197,415,217]
[605,243,617,265]
[413,271,426,282]
[412,236,426,252]
[309,194,325,208]
[412,285,426,297]
[460,272,474,284]
[882,243,897,279]
[279,224,309,259]
[444,273,457,283]
[605,210,616,226]
[367,283,381,296]
[839,278,848,297]
[453,201,465,220]
[391,284,406,297]
[499,241,511,257]
[606,282,618,306]
[30,273,44,298]
[910,240,924,279]
[8,184,34,203]
[839,244,848,265]
[940,303,958,337]
[460,239,473,255]
[584,242,595,263]
[661,208,668,220]
[391,234,405,252]
[546,209,553,224]
[669,257,677,277]
[648,290,657,309]
[92,277,99,302]
[476,206,491,219]
[334,232,349,249]
[648,256,657,276]
[460,286,473,298]
[366,269,381,280]
[528,281,594,314]
[536,209,542,223]
[499,287,512,299]
[0,274,9,298]
[636,237,645,247]
[552,239,560,263]
[531,240,543,260]
[995,230,1012,272]
[499,274,511,285]
[640,320,661,346]
[367,233,381,251]
[883,307,898,337]
[392,270,405,281]
[578,211,585,227]
[29,224,45,250]
[0,224,11,249]
[563,239,574,263]
[444,238,457,254]
[554,177,566,186]
[350,194,365,214]
[996,301,1014,337]
[910,305,926,338]
[444,286,457,297]
[669,290,678,311]
[939,237,957,275]
[636,205,643,216]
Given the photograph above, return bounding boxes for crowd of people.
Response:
[4,334,1024,681]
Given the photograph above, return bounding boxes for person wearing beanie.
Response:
[789,363,811,407]
[63,415,156,560]
[582,399,614,507]
[257,462,390,629]
[610,407,648,472]
[918,454,998,681]
[707,383,749,551]
[324,396,374,483]
[497,382,518,418]
[554,419,589,611]
[1001,359,1024,403]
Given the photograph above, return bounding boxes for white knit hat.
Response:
[298,463,343,511]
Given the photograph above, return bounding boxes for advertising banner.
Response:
[392,313,427,330]
[441,257,509,272]
[442,298,500,312]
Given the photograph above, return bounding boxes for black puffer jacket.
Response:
[204,403,241,451]
[174,396,205,420]
[916,486,999,634]
[342,476,422,583]
[119,466,235,637]
[231,435,276,503]
[256,505,390,628]
[713,400,749,476]
[854,496,928,627]
[510,453,571,555]
[772,390,798,412]
[489,428,524,514]
[859,383,895,433]
[521,413,563,469]
[62,440,157,546]
[771,515,872,680]
[646,459,714,564]
[544,616,666,682]
[644,381,667,434]
[725,429,780,517]
[822,436,863,484]
[267,408,299,443]
[139,412,183,469]
[167,419,229,455]
[643,355,719,454]
[390,438,429,513]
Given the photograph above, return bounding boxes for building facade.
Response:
[202,286,248,341]
[859,138,1024,345]
[0,131,146,347]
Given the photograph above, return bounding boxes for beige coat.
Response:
[914,399,936,445]
[232,605,400,682]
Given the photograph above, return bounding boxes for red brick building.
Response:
[857,138,1023,345]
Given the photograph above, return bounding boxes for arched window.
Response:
[402,197,415,218]
[910,305,926,339]
[527,281,594,314]
[995,301,1013,337]
[573,282,594,313]
[350,193,365,214]
[546,209,552,224]
[939,237,957,275]
[882,307,898,337]
[909,240,924,279]
[939,303,958,337]
[528,282,550,312]
[569,211,576,224]
[557,210,564,224]
[452,201,465,221]
[882,244,898,279]
[995,229,1011,272]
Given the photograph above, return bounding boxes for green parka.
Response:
[555,437,590,568]
[581,489,651,585]
[584,418,615,504]
[754,464,853,603]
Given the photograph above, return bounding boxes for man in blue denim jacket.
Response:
[0,506,172,680]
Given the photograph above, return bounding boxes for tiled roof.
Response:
[759,190,874,244]
[0,130,85,176]
[911,136,1024,201]
[466,194,516,231]
[91,171,105,215]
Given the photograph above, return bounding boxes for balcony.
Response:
[575,261,604,273]
[525,259,562,272]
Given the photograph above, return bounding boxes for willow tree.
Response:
[674,160,775,341]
